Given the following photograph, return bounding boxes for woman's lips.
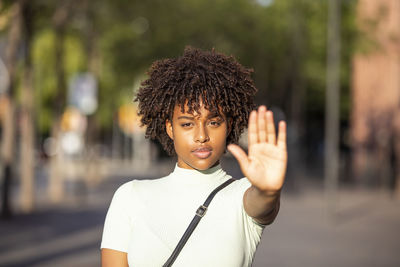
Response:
[192,147,212,159]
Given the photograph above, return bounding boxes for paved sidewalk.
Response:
[0,162,399,267]
[253,187,400,267]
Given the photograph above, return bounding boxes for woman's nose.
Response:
[195,124,210,143]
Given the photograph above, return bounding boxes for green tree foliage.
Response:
[1,0,358,136]
[32,29,87,133]
[98,0,356,120]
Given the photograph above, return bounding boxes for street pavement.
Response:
[0,159,399,267]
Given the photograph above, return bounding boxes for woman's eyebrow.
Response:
[177,113,223,120]
[177,115,194,120]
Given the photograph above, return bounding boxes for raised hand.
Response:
[228,106,287,193]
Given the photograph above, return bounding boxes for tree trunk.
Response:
[48,0,73,203]
[84,0,102,187]
[1,0,23,218]
[324,0,341,219]
[286,2,306,192]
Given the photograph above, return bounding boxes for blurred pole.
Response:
[20,1,35,213]
[324,0,341,219]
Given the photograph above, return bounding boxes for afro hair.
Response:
[135,46,257,155]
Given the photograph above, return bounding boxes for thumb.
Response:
[227,144,250,173]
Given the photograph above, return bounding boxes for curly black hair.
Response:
[134,46,257,156]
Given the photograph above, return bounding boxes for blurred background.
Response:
[0,0,399,266]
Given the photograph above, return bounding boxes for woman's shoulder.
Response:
[114,174,172,196]
[110,180,136,203]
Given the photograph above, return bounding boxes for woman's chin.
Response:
[191,160,219,171]
[178,159,218,171]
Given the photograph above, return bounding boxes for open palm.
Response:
[228,106,287,193]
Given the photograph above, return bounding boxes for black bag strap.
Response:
[162,178,236,267]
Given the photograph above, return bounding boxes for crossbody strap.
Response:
[162,178,236,267]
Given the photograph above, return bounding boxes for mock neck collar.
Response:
[168,164,227,185]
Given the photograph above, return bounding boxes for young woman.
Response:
[101,47,287,267]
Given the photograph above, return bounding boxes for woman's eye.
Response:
[209,121,221,126]
[181,123,193,127]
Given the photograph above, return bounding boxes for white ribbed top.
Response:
[101,165,264,267]
[168,164,227,185]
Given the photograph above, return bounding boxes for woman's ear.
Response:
[166,119,174,140]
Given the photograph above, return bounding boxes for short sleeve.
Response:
[101,181,134,252]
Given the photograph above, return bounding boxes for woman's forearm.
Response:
[243,185,281,225]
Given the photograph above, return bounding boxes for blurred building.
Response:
[351,0,400,194]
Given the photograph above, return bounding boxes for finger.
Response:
[248,110,258,147]
[258,106,267,143]
[267,111,276,144]
[227,144,250,172]
[277,121,287,150]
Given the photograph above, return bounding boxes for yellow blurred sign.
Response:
[61,107,87,132]
[118,104,142,134]
[0,95,9,122]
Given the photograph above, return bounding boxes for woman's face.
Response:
[166,103,229,171]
